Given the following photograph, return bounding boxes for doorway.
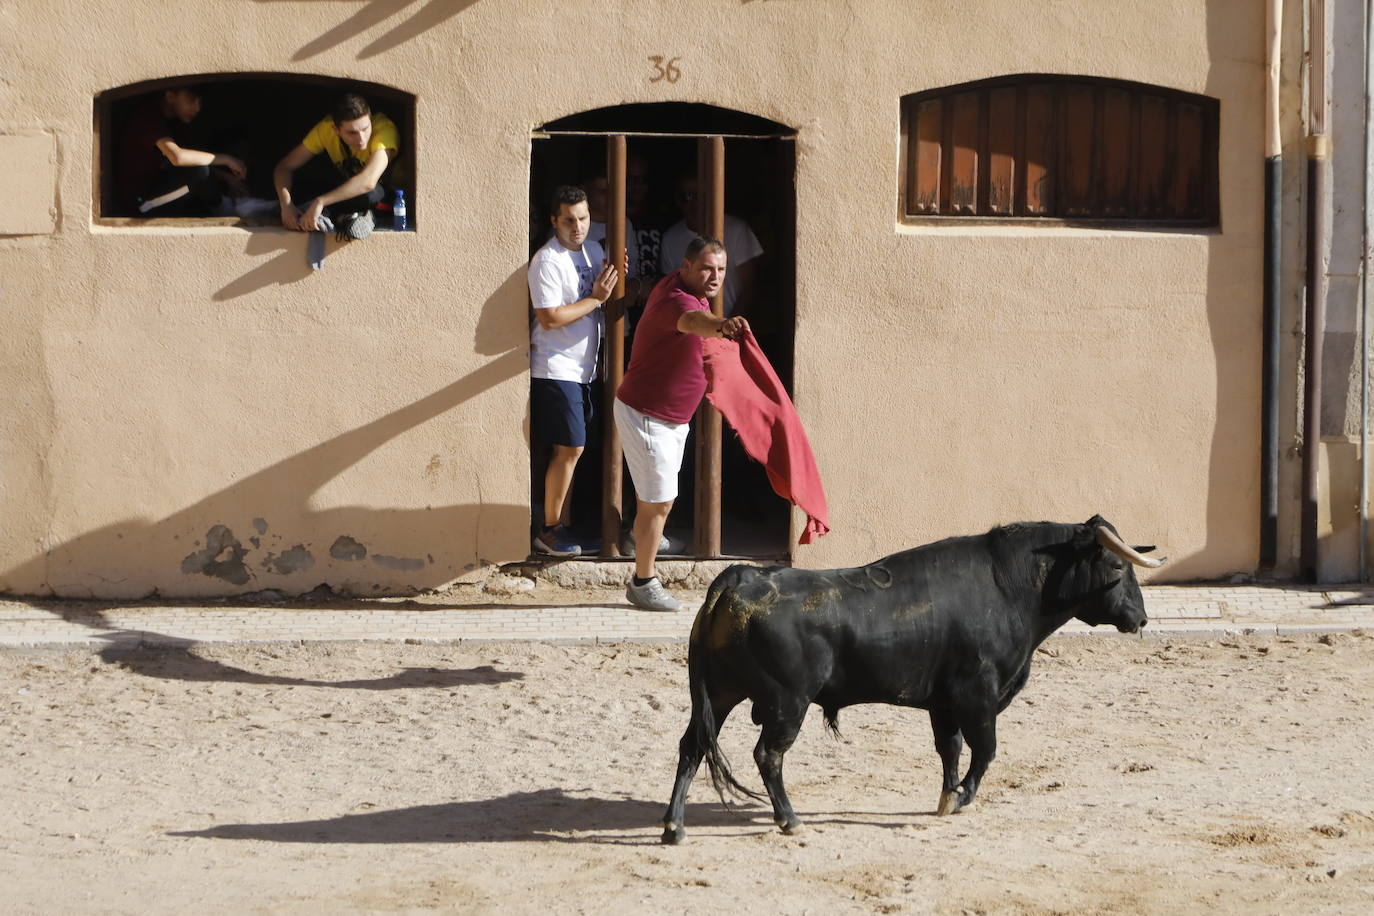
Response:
[529,103,798,561]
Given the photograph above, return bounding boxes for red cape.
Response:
[701,330,830,544]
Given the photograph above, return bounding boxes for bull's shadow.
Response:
[98,639,523,689]
[170,788,910,845]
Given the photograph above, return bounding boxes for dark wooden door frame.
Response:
[533,127,790,559]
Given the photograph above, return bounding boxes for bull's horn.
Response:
[1095,525,1167,568]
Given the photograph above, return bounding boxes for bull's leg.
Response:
[929,708,965,816]
[945,709,997,815]
[661,695,739,845]
[753,713,806,835]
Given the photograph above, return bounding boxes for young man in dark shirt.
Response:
[117,85,246,216]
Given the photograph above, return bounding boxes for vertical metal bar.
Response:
[1262,0,1283,569]
[601,136,627,557]
[694,137,725,558]
[1262,152,1282,568]
[1304,143,1329,581]
[1302,0,1331,581]
[1361,0,1373,581]
[976,89,991,215]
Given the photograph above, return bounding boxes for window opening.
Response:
[95,74,416,228]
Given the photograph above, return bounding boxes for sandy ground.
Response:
[2,624,1373,915]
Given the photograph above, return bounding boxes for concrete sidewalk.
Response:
[1,583,1372,648]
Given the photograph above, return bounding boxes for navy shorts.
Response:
[531,378,595,448]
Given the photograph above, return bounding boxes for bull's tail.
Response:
[690,666,765,806]
[822,707,843,739]
[690,571,766,806]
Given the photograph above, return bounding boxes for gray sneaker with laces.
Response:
[619,529,673,556]
[625,576,680,612]
[337,210,374,241]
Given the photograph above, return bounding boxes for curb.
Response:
[0,620,1368,651]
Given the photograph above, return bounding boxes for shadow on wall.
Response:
[249,0,482,61]
[0,266,532,599]
[214,230,317,301]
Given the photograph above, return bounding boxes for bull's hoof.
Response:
[779,819,806,836]
[661,823,686,845]
[936,789,962,816]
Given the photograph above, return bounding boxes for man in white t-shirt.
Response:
[658,176,764,317]
[528,185,619,557]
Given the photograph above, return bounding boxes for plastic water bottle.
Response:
[392,189,407,231]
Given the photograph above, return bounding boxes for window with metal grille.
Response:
[900,76,1219,226]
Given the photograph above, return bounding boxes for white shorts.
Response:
[614,398,690,504]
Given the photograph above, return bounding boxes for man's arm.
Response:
[305,148,392,215]
[677,310,749,340]
[535,263,619,330]
[156,138,246,178]
[274,144,315,230]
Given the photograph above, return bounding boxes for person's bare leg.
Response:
[634,498,673,579]
[543,445,584,529]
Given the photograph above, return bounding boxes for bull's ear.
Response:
[1071,524,1098,552]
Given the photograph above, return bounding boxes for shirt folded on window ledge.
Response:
[701,328,830,544]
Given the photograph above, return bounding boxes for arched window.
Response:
[95,73,416,226]
[900,75,1218,226]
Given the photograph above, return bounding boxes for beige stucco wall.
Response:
[0,0,1265,597]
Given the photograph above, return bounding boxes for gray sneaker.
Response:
[336,210,374,241]
[619,529,673,556]
[625,577,680,612]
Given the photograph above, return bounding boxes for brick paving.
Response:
[0,583,1371,648]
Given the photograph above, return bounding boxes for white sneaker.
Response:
[625,577,680,612]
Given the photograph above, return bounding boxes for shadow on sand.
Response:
[170,788,922,845]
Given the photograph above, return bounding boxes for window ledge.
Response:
[896,219,1219,239]
[91,217,413,236]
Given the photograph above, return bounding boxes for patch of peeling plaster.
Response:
[330,536,367,561]
[269,545,315,575]
[180,525,252,585]
[372,554,426,571]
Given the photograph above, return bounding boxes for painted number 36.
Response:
[648,56,682,83]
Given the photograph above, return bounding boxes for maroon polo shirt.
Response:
[616,271,711,424]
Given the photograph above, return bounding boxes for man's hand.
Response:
[214,154,248,181]
[299,198,327,232]
[593,263,620,303]
[280,203,303,231]
[721,316,750,340]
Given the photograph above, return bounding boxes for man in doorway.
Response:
[118,84,247,216]
[274,93,398,239]
[658,175,763,318]
[615,235,748,611]
[581,172,640,285]
[528,185,619,557]
[627,152,665,289]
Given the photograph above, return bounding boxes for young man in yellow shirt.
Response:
[273,93,399,239]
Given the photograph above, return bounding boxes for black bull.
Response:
[661,515,1164,845]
